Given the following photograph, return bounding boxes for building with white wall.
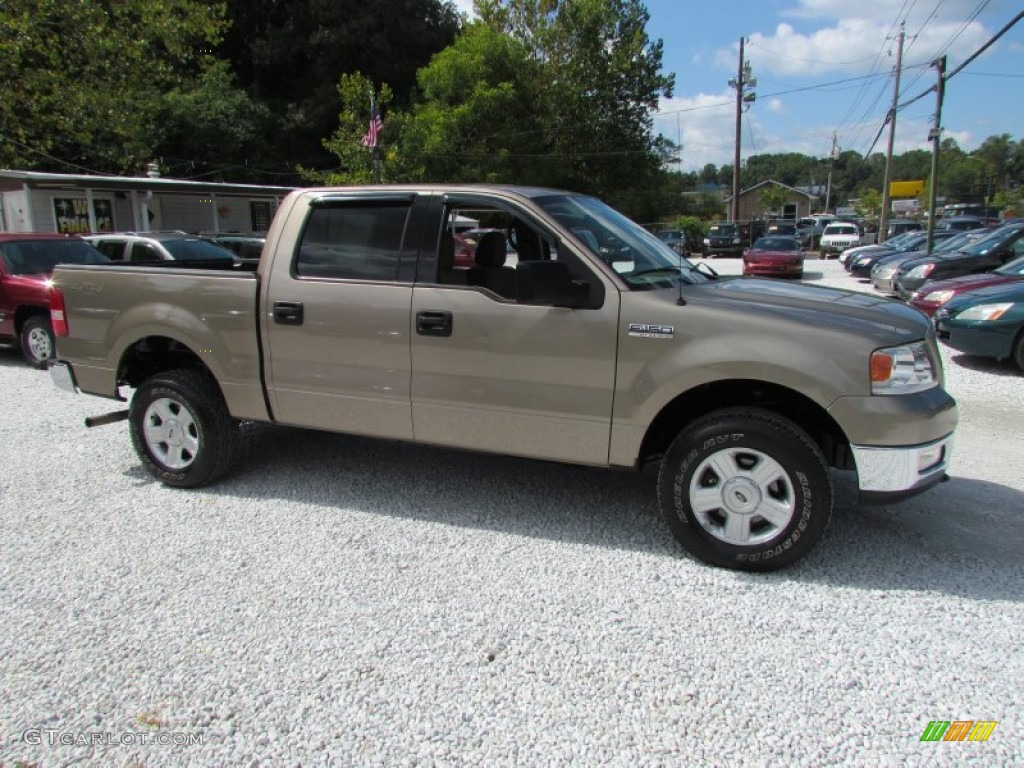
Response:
[0,170,294,235]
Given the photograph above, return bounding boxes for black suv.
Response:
[702,222,743,257]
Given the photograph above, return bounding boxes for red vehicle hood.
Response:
[917,272,1022,296]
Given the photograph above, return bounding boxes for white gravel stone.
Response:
[1,260,1021,766]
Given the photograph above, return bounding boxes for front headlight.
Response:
[870,341,937,395]
[955,302,1013,322]
[703,238,710,245]
[905,263,936,280]
[732,238,741,245]
[920,289,954,305]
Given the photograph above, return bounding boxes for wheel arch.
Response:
[639,378,853,470]
[14,303,49,334]
[118,335,217,391]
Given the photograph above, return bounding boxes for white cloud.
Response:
[767,98,788,114]
[716,0,998,79]
[653,92,736,170]
[451,0,476,18]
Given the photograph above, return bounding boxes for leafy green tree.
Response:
[218,0,460,179]
[0,0,227,172]
[854,187,882,220]
[303,73,399,185]
[758,184,790,217]
[474,0,675,209]
[399,23,543,183]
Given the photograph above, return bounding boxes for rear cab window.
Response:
[295,201,412,281]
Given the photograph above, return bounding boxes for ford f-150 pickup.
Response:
[48,185,958,571]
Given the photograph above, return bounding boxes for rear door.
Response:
[262,193,427,440]
[409,192,619,465]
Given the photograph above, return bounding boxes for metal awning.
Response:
[0,169,295,196]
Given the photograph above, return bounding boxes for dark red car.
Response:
[908,254,1024,316]
[742,236,805,278]
[0,233,108,367]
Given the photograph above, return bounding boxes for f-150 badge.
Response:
[628,323,674,338]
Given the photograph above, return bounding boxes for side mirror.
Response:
[516,261,588,308]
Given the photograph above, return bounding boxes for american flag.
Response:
[362,108,382,148]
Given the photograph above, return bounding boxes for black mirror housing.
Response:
[516,260,589,307]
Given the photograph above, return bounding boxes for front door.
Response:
[410,196,619,465]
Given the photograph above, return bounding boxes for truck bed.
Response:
[52,263,269,421]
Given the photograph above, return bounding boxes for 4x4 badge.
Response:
[628,323,674,338]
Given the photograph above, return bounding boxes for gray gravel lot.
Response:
[1,259,1021,766]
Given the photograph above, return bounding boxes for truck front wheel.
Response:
[129,370,238,488]
[657,408,832,571]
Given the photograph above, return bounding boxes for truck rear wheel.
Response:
[657,408,832,571]
[129,369,238,488]
[20,316,55,369]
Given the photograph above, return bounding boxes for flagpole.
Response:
[370,91,381,184]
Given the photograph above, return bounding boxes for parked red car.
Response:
[908,254,1024,316]
[742,236,805,278]
[0,233,108,367]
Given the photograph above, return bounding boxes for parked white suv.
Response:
[819,222,861,259]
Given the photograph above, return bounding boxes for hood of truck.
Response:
[675,276,930,343]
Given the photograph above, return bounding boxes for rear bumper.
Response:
[852,433,954,499]
[49,360,79,394]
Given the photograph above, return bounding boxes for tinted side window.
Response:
[296,203,409,281]
[95,240,127,261]
[130,242,164,262]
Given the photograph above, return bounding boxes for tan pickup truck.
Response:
[48,185,957,570]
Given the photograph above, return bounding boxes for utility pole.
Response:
[925,56,946,255]
[879,21,905,243]
[824,132,838,213]
[729,38,756,223]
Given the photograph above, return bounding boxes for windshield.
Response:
[160,238,237,261]
[825,225,857,235]
[535,195,711,290]
[995,255,1024,276]
[708,224,737,237]
[957,225,1023,257]
[751,237,799,251]
[0,238,109,275]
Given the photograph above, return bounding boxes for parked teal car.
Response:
[934,281,1024,370]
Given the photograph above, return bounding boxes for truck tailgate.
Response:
[53,265,268,421]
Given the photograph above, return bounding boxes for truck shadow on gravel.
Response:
[776,471,1024,601]
[158,423,1024,602]
[0,345,28,369]
[948,353,1023,377]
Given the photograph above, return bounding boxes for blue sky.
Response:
[453,1,1023,171]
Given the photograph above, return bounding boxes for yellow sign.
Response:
[890,180,925,197]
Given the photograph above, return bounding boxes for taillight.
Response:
[50,286,69,337]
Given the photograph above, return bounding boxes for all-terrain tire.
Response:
[129,369,239,487]
[657,407,833,571]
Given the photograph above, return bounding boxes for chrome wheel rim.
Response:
[143,397,199,470]
[27,326,52,362]
[689,448,796,546]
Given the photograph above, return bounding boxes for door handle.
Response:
[416,310,453,337]
[273,301,304,325]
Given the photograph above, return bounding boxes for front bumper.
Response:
[852,433,954,500]
[871,271,897,293]
[895,277,924,300]
[49,360,79,394]
[935,318,1017,358]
